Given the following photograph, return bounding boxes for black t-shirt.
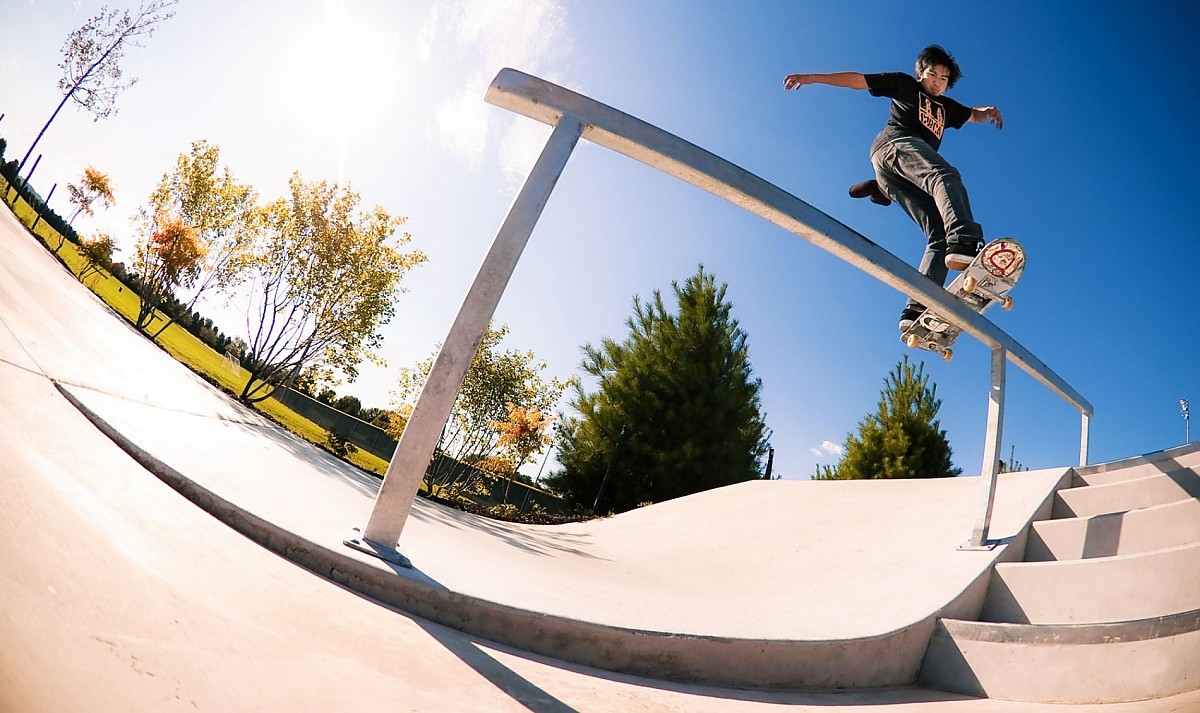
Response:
[865,72,972,152]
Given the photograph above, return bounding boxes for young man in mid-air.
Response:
[784,45,1004,332]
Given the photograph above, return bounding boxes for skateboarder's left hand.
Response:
[971,106,1004,129]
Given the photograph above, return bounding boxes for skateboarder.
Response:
[784,45,1004,331]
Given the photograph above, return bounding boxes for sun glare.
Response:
[278,2,409,137]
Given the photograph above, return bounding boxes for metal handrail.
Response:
[349,69,1093,559]
[485,68,1093,419]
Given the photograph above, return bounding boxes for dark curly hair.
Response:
[915,45,962,88]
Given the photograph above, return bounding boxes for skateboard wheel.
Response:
[1002,296,1014,311]
[943,348,953,362]
[963,275,977,293]
[905,333,919,348]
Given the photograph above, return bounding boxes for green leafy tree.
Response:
[13,1,178,186]
[815,356,961,480]
[77,232,116,283]
[144,140,257,340]
[392,324,569,499]
[545,265,770,513]
[236,173,426,404]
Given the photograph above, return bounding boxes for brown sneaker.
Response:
[849,179,892,206]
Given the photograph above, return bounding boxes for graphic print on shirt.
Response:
[918,93,946,141]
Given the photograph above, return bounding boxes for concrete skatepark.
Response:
[3,74,1200,711]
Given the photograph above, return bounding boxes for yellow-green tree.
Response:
[144,140,257,339]
[236,173,426,404]
[394,324,569,499]
[77,232,116,283]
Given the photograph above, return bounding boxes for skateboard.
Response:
[900,238,1026,361]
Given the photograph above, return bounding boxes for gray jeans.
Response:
[871,136,984,312]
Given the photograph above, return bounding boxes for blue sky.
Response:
[2,1,1197,480]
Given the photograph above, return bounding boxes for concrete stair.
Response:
[920,444,1200,703]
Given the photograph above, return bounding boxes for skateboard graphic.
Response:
[900,238,1026,361]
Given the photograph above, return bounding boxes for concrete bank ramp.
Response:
[60,381,1065,689]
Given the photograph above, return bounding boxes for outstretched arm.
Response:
[784,72,868,91]
[969,106,1004,129]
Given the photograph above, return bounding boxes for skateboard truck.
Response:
[963,275,1014,311]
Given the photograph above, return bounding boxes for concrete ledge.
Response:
[920,609,1200,703]
[982,541,1200,624]
[1054,472,1200,518]
[1026,498,1200,561]
[1073,442,1200,485]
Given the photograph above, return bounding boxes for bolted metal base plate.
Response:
[343,528,413,568]
[957,540,999,552]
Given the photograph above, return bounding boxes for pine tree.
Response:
[815,356,960,480]
[546,266,770,512]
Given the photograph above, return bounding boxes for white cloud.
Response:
[417,0,573,184]
[810,440,844,458]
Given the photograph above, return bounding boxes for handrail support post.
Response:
[963,345,1006,550]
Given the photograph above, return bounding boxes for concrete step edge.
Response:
[1074,442,1200,478]
[920,608,1200,703]
[1026,498,1200,561]
[1054,472,1200,518]
[985,541,1200,625]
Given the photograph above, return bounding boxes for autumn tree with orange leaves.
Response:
[61,166,115,251]
[492,402,557,502]
[132,212,206,332]
[67,166,116,224]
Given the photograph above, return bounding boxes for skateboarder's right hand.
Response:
[783,72,868,91]
[784,74,812,90]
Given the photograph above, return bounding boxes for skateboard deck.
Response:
[901,238,1026,361]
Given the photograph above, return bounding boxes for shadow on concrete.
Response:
[407,499,604,560]
[415,619,581,713]
[1080,510,1127,559]
[1165,463,1200,498]
[917,620,985,699]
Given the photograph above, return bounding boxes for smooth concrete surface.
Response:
[982,541,1200,624]
[1054,471,1200,518]
[921,612,1200,703]
[1026,498,1200,561]
[2,194,1196,707]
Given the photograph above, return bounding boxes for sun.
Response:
[277,2,409,137]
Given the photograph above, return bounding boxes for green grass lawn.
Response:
[2,180,392,478]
